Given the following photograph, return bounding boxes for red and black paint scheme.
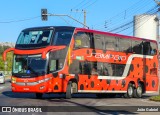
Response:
[3,26,159,99]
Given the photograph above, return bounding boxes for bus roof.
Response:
[22,26,157,43]
[22,26,75,31]
[76,27,157,43]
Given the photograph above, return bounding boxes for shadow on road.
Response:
[44,98,137,114]
[3,91,153,114]
[2,91,125,99]
[2,92,137,114]
[2,90,153,99]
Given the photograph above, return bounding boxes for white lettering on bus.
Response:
[87,53,126,61]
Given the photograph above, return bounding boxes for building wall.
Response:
[134,14,159,42]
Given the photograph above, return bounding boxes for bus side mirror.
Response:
[42,51,47,59]
[3,48,15,61]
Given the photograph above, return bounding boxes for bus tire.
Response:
[133,84,143,98]
[124,83,134,98]
[66,81,72,99]
[36,93,43,99]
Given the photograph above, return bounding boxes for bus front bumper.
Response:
[11,77,52,93]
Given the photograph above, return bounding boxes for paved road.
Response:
[0,80,160,115]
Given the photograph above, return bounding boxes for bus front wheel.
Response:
[66,81,77,99]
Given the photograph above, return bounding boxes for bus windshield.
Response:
[13,55,47,77]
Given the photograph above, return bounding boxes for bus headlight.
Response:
[38,79,45,84]
[12,77,16,83]
[38,78,50,84]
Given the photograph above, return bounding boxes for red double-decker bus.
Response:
[3,26,159,99]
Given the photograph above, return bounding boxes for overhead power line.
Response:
[0,16,40,24]
[104,0,154,30]
[93,0,155,31]
[71,0,86,9]
[84,0,98,9]
[107,5,159,33]
[70,0,98,26]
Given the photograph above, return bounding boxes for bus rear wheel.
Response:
[124,83,134,98]
[36,93,43,99]
[133,84,143,98]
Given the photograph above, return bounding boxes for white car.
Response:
[0,73,5,84]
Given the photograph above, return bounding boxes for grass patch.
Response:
[149,95,160,102]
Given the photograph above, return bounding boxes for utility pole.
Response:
[83,10,87,28]
[154,0,160,96]
[71,9,87,28]
[154,0,160,95]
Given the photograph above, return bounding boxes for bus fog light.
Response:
[59,74,63,78]
[12,77,16,83]
[12,80,16,83]
[12,81,16,83]
[39,86,45,90]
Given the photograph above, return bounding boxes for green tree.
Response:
[0,46,13,71]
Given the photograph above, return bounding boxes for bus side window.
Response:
[132,40,143,54]
[143,42,151,55]
[49,60,57,72]
[94,34,104,50]
[103,63,113,76]
[150,42,157,55]
[119,38,132,53]
[68,60,80,74]
[91,62,98,75]
[74,32,90,49]
[49,48,68,73]
[104,36,118,51]
[80,62,91,75]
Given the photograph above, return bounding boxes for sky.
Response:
[0,0,157,43]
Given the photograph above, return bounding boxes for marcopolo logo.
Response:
[87,53,126,61]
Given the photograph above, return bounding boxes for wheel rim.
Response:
[128,86,133,96]
[137,86,142,95]
[71,82,77,94]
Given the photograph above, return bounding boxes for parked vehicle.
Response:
[0,73,5,84]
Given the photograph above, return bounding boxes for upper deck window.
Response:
[53,29,73,46]
[16,29,53,49]
[104,35,118,51]
[94,34,104,50]
[74,32,90,49]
